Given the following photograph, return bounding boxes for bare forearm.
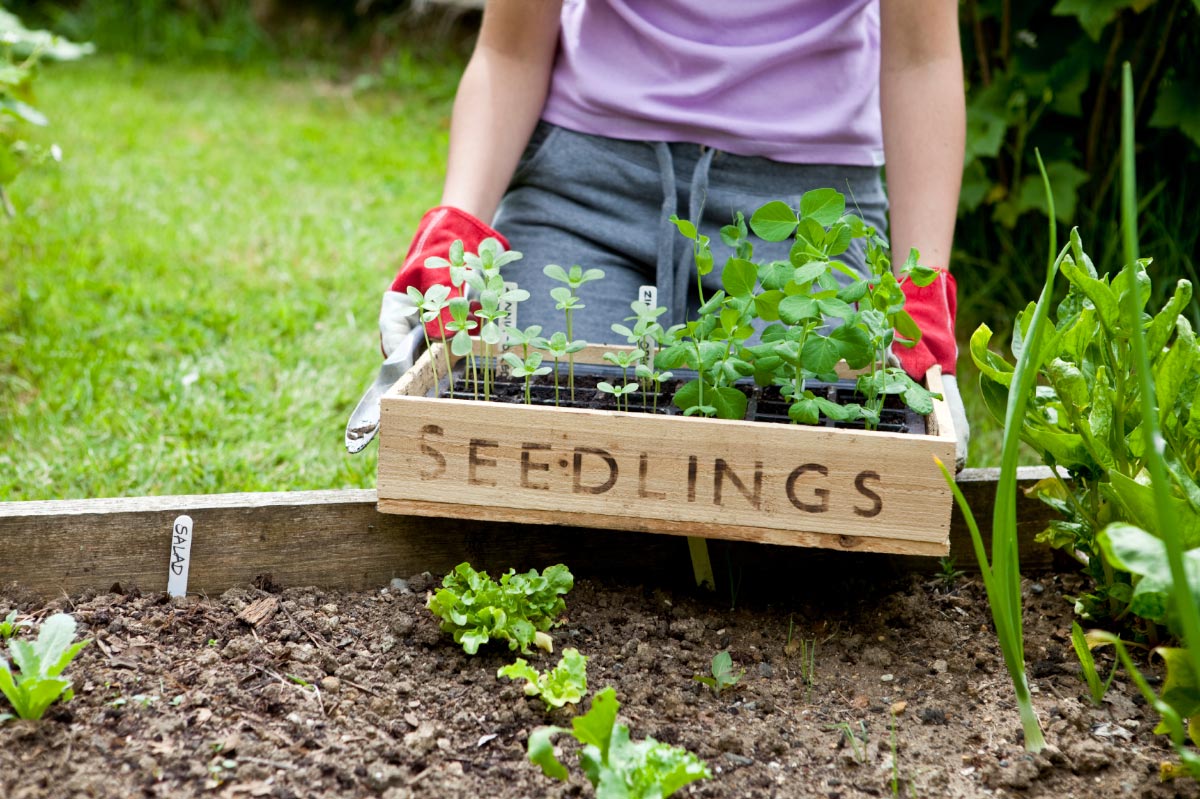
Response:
[440,0,562,222]
[880,1,964,272]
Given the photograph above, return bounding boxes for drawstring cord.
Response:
[653,143,716,328]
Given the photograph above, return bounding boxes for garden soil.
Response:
[2,569,1197,799]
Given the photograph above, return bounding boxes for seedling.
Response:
[502,351,552,405]
[937,556,965,589]
[426,562,573,655]
[693,650,744,696]
[634,363,672,413]
[536,331,587,406]
[602,347,645,405]
[527,687,710,797]
[827,720,869,764]
[497,647,588,711]
[544,263,605,401]
[596,381,638,412]
[0,611,31,641]
[1070,621,1117,705]
[407,283,451,389]
[0,613,89,722]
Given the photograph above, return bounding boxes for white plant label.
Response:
[499,280,519,341]
[167,515,193,598]
[638,285,658,309]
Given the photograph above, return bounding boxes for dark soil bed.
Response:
[441,362,926,434]
[2,570,1195,799]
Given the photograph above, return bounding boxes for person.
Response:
[371,0,968,464]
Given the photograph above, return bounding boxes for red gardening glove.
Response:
[894,270,958,379]
[380,206,509,356]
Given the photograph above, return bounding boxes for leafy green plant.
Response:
[936,152,1064,754]
[498,647,588,711]
[0,610,31,641]
[407,283,451,389]
[527,686,710,798]
[1071,620,1118,706]
[0,612,89,722]
[1084,79,1200,775]
[693,650,743,696]
[660,191,940,427]
[0,8,92,216]
[426,562,573,655]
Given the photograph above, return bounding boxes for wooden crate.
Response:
[378,343,957,556]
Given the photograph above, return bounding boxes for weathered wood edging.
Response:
[0,468,1062,598]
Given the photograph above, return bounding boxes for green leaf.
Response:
[574,687,619,757]
[1150,76,1200,148]
[1099,523,1200,621]
[543,264,569,284]
[829,323,873,369]
[0,97,47,126]
[778,295,819,325]
[995,160,1090,226]
[1052,0,1148,41]
[1059,256,1120,332]
[528,726,571,781]
[1147,280,1194,356]
[1154,317,1197,424]
[801,335,841,375]
[749,201,798,242]
[1153,647,1200,735]
[721,258,758,297]
[970,324,1015,387]
[1106,474,1200,550]
[710,386,747,420]
[799,188,845,227]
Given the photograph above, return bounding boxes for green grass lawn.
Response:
[1,55,458,500]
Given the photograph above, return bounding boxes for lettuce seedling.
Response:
[0,611,31,641]
[528,687,710,797]
[426,562,573,655]
[498,647,588,711]
[693,650,743,696]
[0,613,89,722]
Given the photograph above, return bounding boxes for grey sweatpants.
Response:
[492,121,889,344]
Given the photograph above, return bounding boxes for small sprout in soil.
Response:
[0,612,89,722]
[527,686,710,797]
[426,562,573,655]
[536,331,587,406]
[497,647,588,711]
[502,351,552,405]
[597,381,638,412]
[937,556,965,589]
[693,650,743,696]
[1070,621,1117,706]
[826,720,869,764]
[0,611,31,641]
[634,363,672,414]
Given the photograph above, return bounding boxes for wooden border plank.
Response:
[0,467,1062,598]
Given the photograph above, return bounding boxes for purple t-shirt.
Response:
[542,0,882,166]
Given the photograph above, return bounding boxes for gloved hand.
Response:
[894,270,969,469]
[379,206,510,357]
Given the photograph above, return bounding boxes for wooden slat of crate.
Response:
[378,344,957,556]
